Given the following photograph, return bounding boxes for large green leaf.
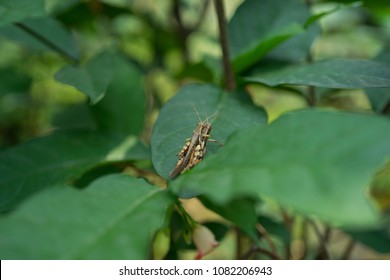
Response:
[245,59,390,89]
[55,52,115,104]
[229,0,310,72]
[151,83,267,180]
[0,174,173,259]
[0,0,46,27]
[90,55,145,135]
[0,130,149,211]
[365,51,390,113]
[0,17,80,61]
[170,109,390,229]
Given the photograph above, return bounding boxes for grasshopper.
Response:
[169,109,221,179]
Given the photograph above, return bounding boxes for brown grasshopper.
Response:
[169,109,222,179]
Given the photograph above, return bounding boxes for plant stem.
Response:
[235,227,243,259]
[306,49,316,106]
[257,224,280,258]
[307,86,316,106]
[176,200,197,229]
[308,220,331,259]
[172,0,190,62]
[15,23,79,64]
[172,0,210,63]
[255,247,281,260]
[341,238,356,260]
[304,0,317,106]
[214,0,236,91]
[241,245,281,260]
[316,226,331,259]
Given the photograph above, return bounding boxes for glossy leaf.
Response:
[151,83,267,180]
[55,52,115,104]
[0,130,149,211]
[0,0,46,27]
[229,0,310,72]
[0,174,173,259]
[0,17,80,61]
[245,59,390,89]
[90,55,145,135]
[170,109,390,228]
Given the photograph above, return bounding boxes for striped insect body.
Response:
[169,109,220,179]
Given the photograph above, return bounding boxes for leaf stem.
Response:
[257,223,280,258]
[308,220,331,259]
[304,0,316,106]
[235,227,244,259]
[341,238,355,260]
[214,0,236,91]
[255,247,281,260]
[15,23,79,64]
[175,200,197,229]
[241,245,281,260]
[307,86,316,106]
[172,0,210,63]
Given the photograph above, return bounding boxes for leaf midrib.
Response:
[70,188,162,259]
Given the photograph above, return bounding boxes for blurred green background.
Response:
[1,0,389,150]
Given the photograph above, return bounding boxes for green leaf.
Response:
[51,103,97,130]
[0,174,174,259]
[365,51,390,113]
[0,17,80,61]
[321,0,384,9]
[259,216,291,246]
[200,197,258,240]
[170,109,390,229]
[365,88,390,114]
[0,130,149,211]
[265,23,320,63]
[0,0,46,27]
[151,83,267,180]
[304,1,363,28]
[55,52,115,104]
[245,59,390,89]
[229,0,309,72]
[90,55,145,135]
[347,224,390,253]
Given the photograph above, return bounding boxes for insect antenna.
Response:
[193,104,222,124]
[193,106,203,124]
